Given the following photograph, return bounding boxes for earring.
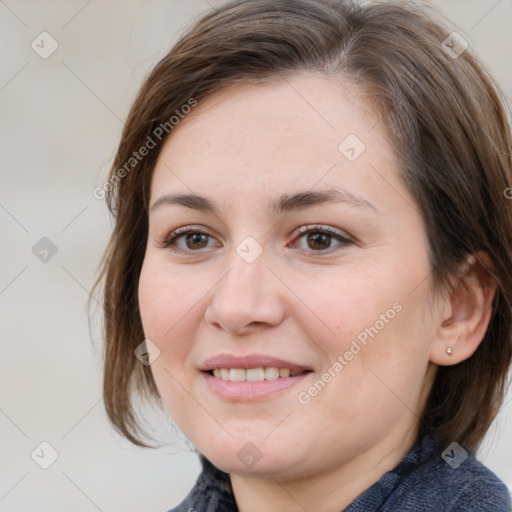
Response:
[445,347,453,356]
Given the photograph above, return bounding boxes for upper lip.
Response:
[199,353,312,372]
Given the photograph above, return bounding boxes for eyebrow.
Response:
[150,188,378,215]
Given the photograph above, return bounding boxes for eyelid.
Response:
[293,224,351,240]
[156,225,218,252]
[289,224,354,252]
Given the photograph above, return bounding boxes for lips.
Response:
[199,353,313,400]
[199,353,312,374]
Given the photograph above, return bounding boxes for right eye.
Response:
[159,226,220,253]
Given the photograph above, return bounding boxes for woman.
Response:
[93,0,512,510]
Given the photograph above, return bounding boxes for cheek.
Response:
[290,261,434,401]
[138,257,205,342]
[138,259,205,382]
[288,265,404,353]
[138,259,207,419]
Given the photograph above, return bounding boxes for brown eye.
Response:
[291,225,353,254]
[161,227,219,253]
[185,233,209,249]
[306,232,332,251]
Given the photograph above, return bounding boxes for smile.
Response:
[209,367,307,382]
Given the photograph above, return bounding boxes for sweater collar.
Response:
[182,434,439,512]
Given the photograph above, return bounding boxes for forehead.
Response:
[150,73,405,214]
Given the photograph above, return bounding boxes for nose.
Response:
[204,250,287,334]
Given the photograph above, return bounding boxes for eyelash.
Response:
[158,224,353,255]
[291,225,353,254]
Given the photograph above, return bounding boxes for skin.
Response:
[138,73,496,512]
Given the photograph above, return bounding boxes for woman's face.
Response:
[138,73,442,479]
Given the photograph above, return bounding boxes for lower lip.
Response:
[202,371,311,401]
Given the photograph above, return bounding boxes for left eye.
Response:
[291,226,352,252]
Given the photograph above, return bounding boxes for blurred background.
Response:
[1,0,511,510]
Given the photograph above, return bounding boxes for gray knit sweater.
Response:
[167,434,511,511]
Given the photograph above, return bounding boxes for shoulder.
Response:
[449,458,511,511]
[385,448,511,512]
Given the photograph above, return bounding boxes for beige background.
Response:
[1,0,511,510]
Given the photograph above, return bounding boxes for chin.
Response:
[196,434,309,479]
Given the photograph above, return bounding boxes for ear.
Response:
[430,252,497,366]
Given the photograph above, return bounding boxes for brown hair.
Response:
[92,0,512,451]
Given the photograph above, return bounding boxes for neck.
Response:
[230,427,418,512]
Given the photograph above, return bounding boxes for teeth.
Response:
[265,367,280,380]
[210,367,304,382]
[246,368,265,381]
[229,368,246,382]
